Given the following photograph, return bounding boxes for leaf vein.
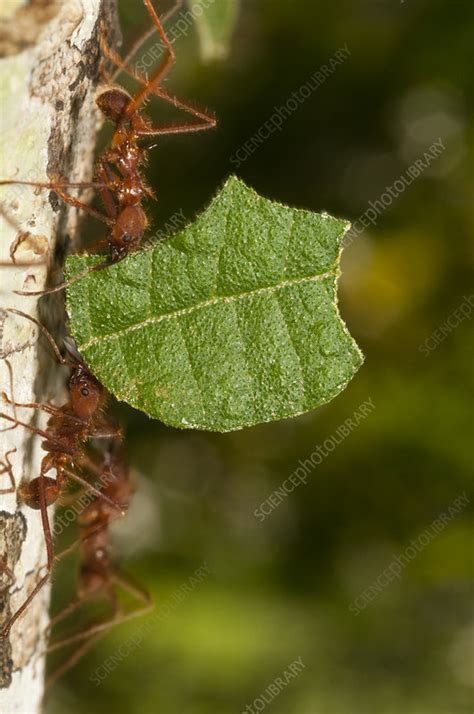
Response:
[78,270,337,351]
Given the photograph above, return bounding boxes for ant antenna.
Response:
[110,0,182,83]
[13,258,112,297]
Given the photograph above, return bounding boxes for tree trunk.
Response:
[0,1,117,711]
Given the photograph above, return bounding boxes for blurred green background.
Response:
[48,0,473,712]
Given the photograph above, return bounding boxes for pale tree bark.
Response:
[0,1,117,711]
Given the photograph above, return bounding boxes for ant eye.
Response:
[122,234,131,242]
[80,387,90,397]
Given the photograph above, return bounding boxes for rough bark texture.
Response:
[0,1,117,711]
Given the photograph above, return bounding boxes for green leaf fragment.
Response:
[194,0,239,62]
[66,176,363,432]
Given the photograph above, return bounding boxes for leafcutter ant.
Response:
[45,441,151,687]
[0,309,125,638]
[0,0,216,295]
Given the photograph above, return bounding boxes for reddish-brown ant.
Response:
[45,441,151,687]
[0,309,125,638]
[0,0,216,295]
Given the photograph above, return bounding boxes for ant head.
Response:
[69,366,103,420]
[19,476,58,509]
[110,205,147,261]
[96,88,132,124]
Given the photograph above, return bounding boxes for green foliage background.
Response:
[49,1,473,712]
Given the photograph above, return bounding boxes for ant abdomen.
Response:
[19,477,58,510]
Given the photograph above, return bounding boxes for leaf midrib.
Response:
[79,268,338,351]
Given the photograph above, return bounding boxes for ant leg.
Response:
[1,391,86,429]
[39,470,54,568]
[0,181,112,226]
[95,164,118,220]
[99,53,216,135]
[53,523,102,563]
[133,86,216,136]
[54,187,113,226]
[0,412,58,443]
[102,43,216,134]
[2,470,54,637]
[136,115,216,137]
[0,420,124,513]
[45,632,104,689]
[0,259,47,268]
[61,467,125,516]
[101,0,182,84]
[0,393,87,430]
[114,568,153,609]
[54,499,128,565]
[47,596,84,635]
[47,573,152,651]
[100,0,183,84]
[112,0,182,82]
[100,26,216,135]
[115,0,176,126]
[0,448,16,494]
[2,309,68,366]
[13,257,113,297]
[53,539,84,564]
[1,571,50,638]
[47,591,117,654]
[1,393,64,419]
[73,452,119,480]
